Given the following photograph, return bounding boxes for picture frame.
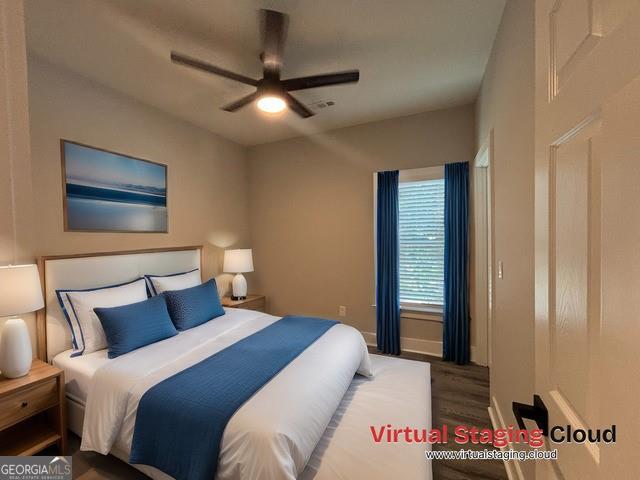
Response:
[60,139,168,233]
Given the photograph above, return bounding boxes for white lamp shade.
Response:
[223,249,254,273]
[0,264,44,316]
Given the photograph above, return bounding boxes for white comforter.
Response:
[81,308,372,480]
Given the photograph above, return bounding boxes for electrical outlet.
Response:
[338,305,347,317]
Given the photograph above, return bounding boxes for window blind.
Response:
[398,178,445,306]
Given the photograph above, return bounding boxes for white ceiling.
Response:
[25,0,505,146]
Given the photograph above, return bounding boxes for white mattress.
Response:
[53,348,110,405]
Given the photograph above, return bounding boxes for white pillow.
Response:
[145,269,201,295]
[56,278,148,357]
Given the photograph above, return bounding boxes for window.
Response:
[398,170,445,308]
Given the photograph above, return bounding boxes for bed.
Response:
[38,246,432,479]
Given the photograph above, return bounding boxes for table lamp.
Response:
[223,249,254,300]
[0,264,44,378]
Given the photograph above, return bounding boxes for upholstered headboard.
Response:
[36,246,202,362]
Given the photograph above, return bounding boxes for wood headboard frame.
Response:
[35,245,204,361]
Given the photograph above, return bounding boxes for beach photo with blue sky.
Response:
[62,141,167,232]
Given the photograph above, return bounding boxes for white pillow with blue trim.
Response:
[145,269,201,296]
[56,278,148,357]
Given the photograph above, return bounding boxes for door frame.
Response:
[473,130,495,367]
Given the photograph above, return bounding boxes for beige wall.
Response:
[0,0,37,349]
[0,2,35,266]
[247,105,476,351]
[476,0,535,476]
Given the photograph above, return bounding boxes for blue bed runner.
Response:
[129,315,338,480]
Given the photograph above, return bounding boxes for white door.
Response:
[535,0,640,478]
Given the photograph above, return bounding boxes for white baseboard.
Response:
[488,397,525,480]
[362,331,484,365]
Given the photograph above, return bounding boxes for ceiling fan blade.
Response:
[171,51,258,86]
[261,9,288,74]
[285,92,314,118]
[221,91,259,112]
[282,70,360,91]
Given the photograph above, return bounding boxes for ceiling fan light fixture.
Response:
[171,9,359,119]
[256,95,287,113]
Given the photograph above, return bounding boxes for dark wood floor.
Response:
[61,351,507,480]
[369,347,508,480]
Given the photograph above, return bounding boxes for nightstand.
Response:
[221,294,266,312]
[0,360,67,456]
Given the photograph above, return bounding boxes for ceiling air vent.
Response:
[309,100,335,110]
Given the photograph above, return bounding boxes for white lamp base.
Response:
[0,317,33,378]
[232,273,248,300]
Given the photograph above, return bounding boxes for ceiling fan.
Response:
[170,9,359,118]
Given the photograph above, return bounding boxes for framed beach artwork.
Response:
[61,140,168,233]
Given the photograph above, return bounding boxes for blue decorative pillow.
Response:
[94,295,178,359]
[162,278,225,331]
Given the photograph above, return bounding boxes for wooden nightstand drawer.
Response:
[0,378,58,431]
[221,294,266,312]
[239,297,265,312]
[0,360,66,456]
